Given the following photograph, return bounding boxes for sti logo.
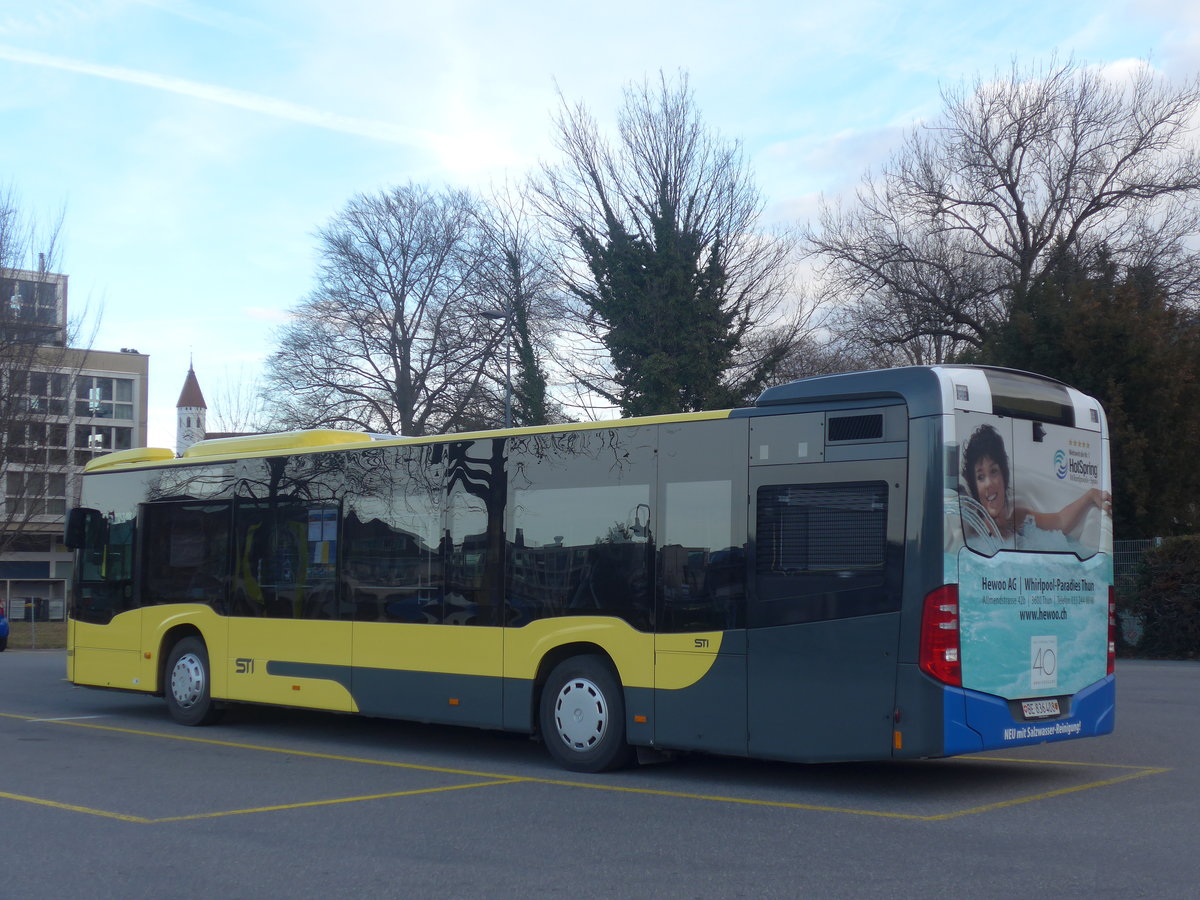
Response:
[1054,449,1068,479]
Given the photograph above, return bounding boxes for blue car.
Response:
[0,600,8,651]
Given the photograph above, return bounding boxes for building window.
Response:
[75,376,135,420]
[1,277,59,325]
[74,425,133,464]
[3,421,70,466]
[9,369,70,417]
[4,470,68,517]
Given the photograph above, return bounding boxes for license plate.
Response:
[1021,699,1060,719]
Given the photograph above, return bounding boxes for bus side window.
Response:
[343,506,442,625]
[660,479,744,631]
[508,483,652,629]
[233,500,339,619]
[142,502,231,610]
[71,509,136,623]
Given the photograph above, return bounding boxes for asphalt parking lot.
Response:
[1,651,1196,899]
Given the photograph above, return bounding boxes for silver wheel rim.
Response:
[171,652,206,709]
[552,676,608,752]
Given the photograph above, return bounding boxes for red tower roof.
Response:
[176,365,207,409]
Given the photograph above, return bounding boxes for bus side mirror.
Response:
[64,507,100,550]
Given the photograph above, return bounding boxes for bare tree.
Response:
[808,58,1200,361]
[262,183,503,436]
[209,365,270,435]
[0,186,97,555]
[534,72,806,416]
[473,181,572,427]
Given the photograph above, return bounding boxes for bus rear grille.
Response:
[828,414,883,442]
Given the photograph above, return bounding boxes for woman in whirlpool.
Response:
[962,423,1111,542]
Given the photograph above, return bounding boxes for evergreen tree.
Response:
[510,295,551,427]
[976,247,1200,537]
[536,73,800,418]
[573,188,744,416]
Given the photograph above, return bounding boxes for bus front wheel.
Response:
[539,655,633,772]
[165,637,223,726]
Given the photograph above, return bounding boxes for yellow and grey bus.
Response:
[65,366,1116,771]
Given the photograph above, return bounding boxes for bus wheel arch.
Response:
[157,625,202,693]
[163,633,224,726]
[537,649,634,772]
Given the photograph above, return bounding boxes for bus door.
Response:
[747,461,906,762]
[227,499,353,711]
[653,418,748,757]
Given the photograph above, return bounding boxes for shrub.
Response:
[1126,535,1200,659]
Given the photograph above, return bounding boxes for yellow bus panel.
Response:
[224,618,354,711]
[353,621,503,678]
[71,610,151,691]
[654,632,728,691]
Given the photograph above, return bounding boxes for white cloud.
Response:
[0,43,444,148]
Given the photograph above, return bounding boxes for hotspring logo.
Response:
[1059,443,1100,483]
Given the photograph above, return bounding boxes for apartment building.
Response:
[0,267,148,622]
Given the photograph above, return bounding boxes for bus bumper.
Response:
[942,674,1115,756]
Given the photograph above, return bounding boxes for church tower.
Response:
[176,364,207,455]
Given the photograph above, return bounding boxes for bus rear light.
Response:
[919,585,961,686]
[1107,586,1117,675]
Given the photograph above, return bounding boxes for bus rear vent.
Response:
[828,414,883,442]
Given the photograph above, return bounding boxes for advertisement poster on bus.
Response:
[948,412,1112,700]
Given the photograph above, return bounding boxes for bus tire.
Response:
[165,637,223,726]
[539,655,634,773]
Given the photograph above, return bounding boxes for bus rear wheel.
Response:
[165,637,223,726]
[539,655,633,772]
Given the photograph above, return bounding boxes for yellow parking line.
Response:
[531,761,1168,821]
[0,790,153,824]
[921,766,1169,821]
[528,778,931,819]
[2,712,518,780]
[0,711,1170,823]
[0,780,526,824]
[152,779,526,823]
[961,754,1161,770]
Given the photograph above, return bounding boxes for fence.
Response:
[1113,537,1171,651]
[1114,538,1162,579]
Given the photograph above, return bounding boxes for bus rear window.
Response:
[984,370,1074,426]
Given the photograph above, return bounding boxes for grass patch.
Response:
[5,620,68,650]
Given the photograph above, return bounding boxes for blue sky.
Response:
[2,0,1198,448]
